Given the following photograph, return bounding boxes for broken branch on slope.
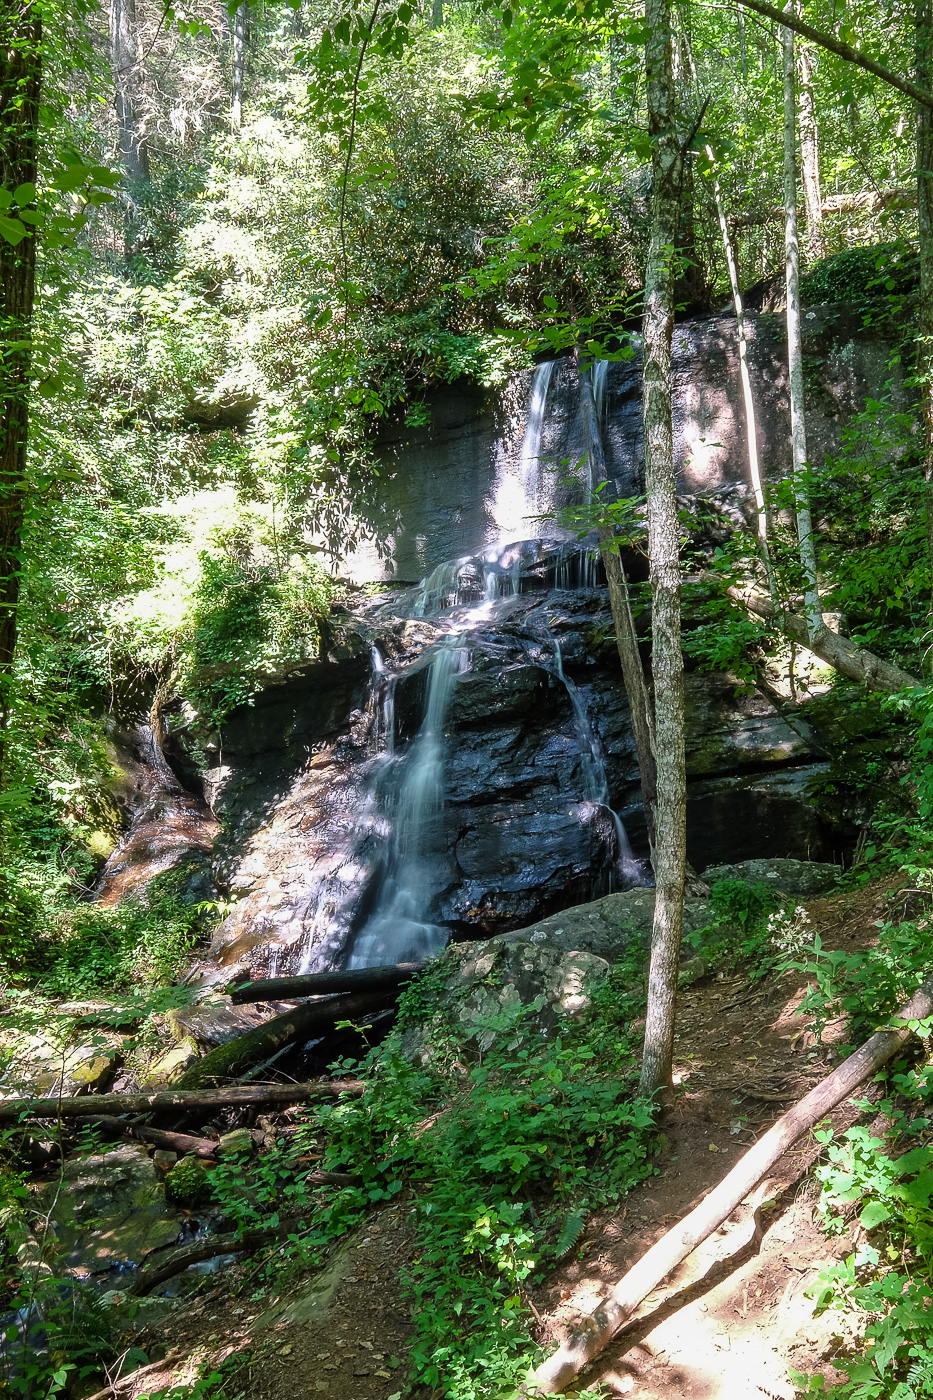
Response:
[727,583,920,693]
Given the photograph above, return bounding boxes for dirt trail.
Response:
[121,876,895,1400]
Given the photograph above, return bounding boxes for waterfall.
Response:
[552,639,641,887]
[370,644,395,754]
[488,360,557,545]
[346,638,468,968]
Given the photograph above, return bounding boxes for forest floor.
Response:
[119,874,897,1400]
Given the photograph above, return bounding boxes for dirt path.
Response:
[122,876,896,1400]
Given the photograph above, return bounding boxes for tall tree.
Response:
[796,39,823,257]
[110,0,149,187]
[917,0,933,595]
[638,0,687,1104]
[0,0,41,781]
[230,1,248,129]
[783,11,823,644]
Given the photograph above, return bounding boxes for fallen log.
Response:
[727,583,920,694]
[0,1078,365,1122]
[176,990,393,1090]
[228,961,423,1004]
[129,1217,305,1296]
[83,1351,185,1400]
[74,1114,218,1159]
[525,972,933,1394]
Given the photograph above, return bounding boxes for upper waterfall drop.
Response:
[488,359,557,548]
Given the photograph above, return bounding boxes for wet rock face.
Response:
[343,305,910,584]
[174,575,846,980]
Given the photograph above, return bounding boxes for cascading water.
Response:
[346,638,468,968]
[551,639,640,887]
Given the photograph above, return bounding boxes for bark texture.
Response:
[74,1115,219,1158]
[176,989,392,1089]
[527,972,933,1394]
[230,2,248,128]
[110,0,149,185]
[796,40,823,256]
[783,12,824,643]
[0,1078,365,1121]
[639,0,686,1103]
[0,0,40,781]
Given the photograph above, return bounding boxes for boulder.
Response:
[401,932,612,1062]
[35,1145,187,1276]
[702,856,842,897]
[505,888,717,961]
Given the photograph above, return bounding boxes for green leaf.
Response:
[859,1201,892,1229]
[0,215,27,245]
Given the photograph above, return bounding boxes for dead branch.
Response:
[176,990,393,1090]
[525,972,933,1394]
[83,1350,184,1400]
[0,1078,365,1122]
[129,1218,305,1296]
[727,583,920,693]
[73,1114,218,1158]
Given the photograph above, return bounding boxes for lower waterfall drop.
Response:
[346,636,469,968]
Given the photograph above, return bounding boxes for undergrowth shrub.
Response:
[686,877,785,978]
[205,971,656,1399]
[24,862,210,998]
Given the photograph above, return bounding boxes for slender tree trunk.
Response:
[110,0,149,186]
[639,0,686,1104]
[431,0,443,27]
[917,0,933,597]
[230,2,248,129]
[737,4,748,81]
[0,0,41,785]
[796,40,823,257]
[783,12,824,644]
[577,354,659,855]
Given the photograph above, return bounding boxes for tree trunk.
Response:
[577,355,659,855]
[75,1115,219,1158]
[230,1,248,129]
[783,11,824,644]
[110,0,149,186]
[228,961,424,1004]
[917,0,933,599]
[727,582,920,691]
[527,969,933,1394]
[736,0,933,111]
[677,17,773,595]
[796,39,823,257]
[639,0,686,1105]
[130,1218,306,1297]
[0,0,40,786]
[0,1078,365,1122]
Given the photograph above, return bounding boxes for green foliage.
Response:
[178,548,333,729]
[799,241,919,307]
[0,860,211,995]
[204,977,655,1398]
[685,878,786,979]
[792,1055,933,1399]
[783,913,933,1049]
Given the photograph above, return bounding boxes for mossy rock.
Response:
[165,1154,214,1206]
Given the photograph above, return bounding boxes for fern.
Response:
[555,1209,587,1259]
